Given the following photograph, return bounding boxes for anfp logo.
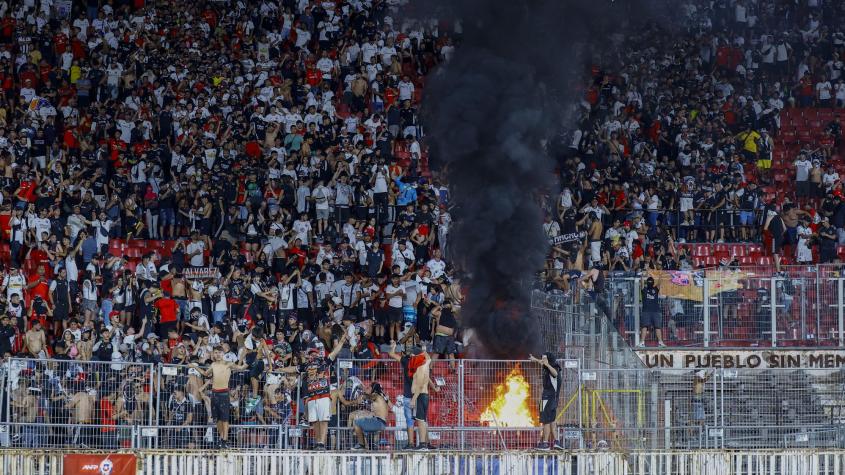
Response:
[98,459,114,475]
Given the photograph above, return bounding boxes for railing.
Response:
[532,289,646,369]
[5,355,845,451]
[546,268,845,349]
[2,358,155,451]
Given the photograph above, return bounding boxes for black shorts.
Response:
[374,307,387,326]
[211,391,230,422]
[640,311,661,329]
[414,393,429,422]
[53,305,69,321]
[158,321,177,339]
[771,236,784,255]
[387,307,403,324]
[539,398,558,425]
[249,359,265,380]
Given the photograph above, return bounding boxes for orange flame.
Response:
[479,366,537,427]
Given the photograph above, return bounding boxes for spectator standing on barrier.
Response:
[640,277,666,348]
[818,217,838,264]
[530,353,563,451]
[692,370,710,428]
[298,333,347,450]
[388,340,417,449]
[410,343,437,451]
[430,303,457,363]
[764,207,786,272]
[190,349,247,449]
[580,263,609,318]
[351,383,390,450]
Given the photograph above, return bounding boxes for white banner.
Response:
[637,349,845,370]
[183,267,219,280]
[548,231,586,246]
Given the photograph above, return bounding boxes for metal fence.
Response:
[2,358,155,449]
[532,289,645,369]
[574,269,845,349]
[5,359,845,451]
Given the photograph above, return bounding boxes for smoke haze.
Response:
[420,0,668,358]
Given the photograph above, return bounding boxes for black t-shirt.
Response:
[438,307,456,330]
[168,396,190,424]
[820,224,836,249]
[0,323,15,354]
[642,285,660,312]
[541,364,562,400]
[833,203,845,228]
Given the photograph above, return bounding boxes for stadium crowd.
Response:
[543,0,845,285]
[1,0,845,452]
[0,0,467,450]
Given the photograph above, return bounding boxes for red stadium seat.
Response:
[124,248,143,259]
[693,244,711,257]
[730,245,747,257]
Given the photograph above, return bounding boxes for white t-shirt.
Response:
[385,284,404,308]
[186,240,206,267]
[817,81,833,100]
[5,273,26,300]
[293,219,312,244]
[425,258,446,279]
[795,159,812,182]
[207,284,228,312]
[312,185,331,210]
[398,81,415,101]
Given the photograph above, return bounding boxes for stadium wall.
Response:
[3,449,845,475]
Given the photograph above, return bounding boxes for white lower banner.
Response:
[637,349,845,370]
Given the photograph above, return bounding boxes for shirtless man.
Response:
[410,344,435,450]
[24,320,47,358]
[67,385,95,447]
[170,273,189,333]
[587,212,603,265]
[11,384,42,447]
[351,383,390,450]
[191,349,247,449]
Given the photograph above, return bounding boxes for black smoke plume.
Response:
[420,0,668,358]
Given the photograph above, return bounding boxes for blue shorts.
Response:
[355,417,386,433]
[693,398,705,421]
[403,398,415,427]
[159,208,176,226]
[738,211,754,226]
[175,299,189,322]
